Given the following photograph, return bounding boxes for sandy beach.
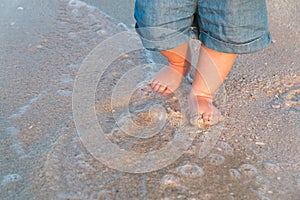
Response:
[0,0,299,199]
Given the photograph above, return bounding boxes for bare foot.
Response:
[150,64,189,96]
[188,92,223,127]
[187,44,236,127]
[150,42,191,96]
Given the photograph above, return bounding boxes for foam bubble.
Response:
[176,163,204,178]
[5,126,20,136]
[56,89,72,96]
[68,0,87,9]
[1,174,22,186]
[8,91,44,119]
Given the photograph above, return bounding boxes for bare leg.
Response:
[150,42,191,95]
[189,44,236,126]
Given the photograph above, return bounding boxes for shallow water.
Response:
[0,0,299,199]
[83,0,135,26]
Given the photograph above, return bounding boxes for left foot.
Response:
[188,91,223,127]
[187,44,236,127]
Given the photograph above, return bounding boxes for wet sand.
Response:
[0,0,299,199]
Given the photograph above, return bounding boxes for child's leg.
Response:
[150,42,191,95]
[134,0,196,96]
[189,44,236,126]
[190,0,271,126]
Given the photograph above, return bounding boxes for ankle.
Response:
[190,85,214,100]
[191,92,213,102]
[169,61,190,75]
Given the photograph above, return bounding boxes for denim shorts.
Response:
[134,0,271,54]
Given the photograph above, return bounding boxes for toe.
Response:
[151,79,159,90]
[150,79,170,94]
[157,84,168,93]
[203,112,221,126]
[202,112,211,122]
[153,82,163,92]
[201,112,211,126]
[162,88,173,96]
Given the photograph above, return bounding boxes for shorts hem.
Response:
[199,31,272,54]
[136,26,191,51]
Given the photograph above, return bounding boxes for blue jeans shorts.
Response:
[134,0,271,54]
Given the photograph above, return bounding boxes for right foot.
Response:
[150,43,191,96]
[150,63,190,95]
